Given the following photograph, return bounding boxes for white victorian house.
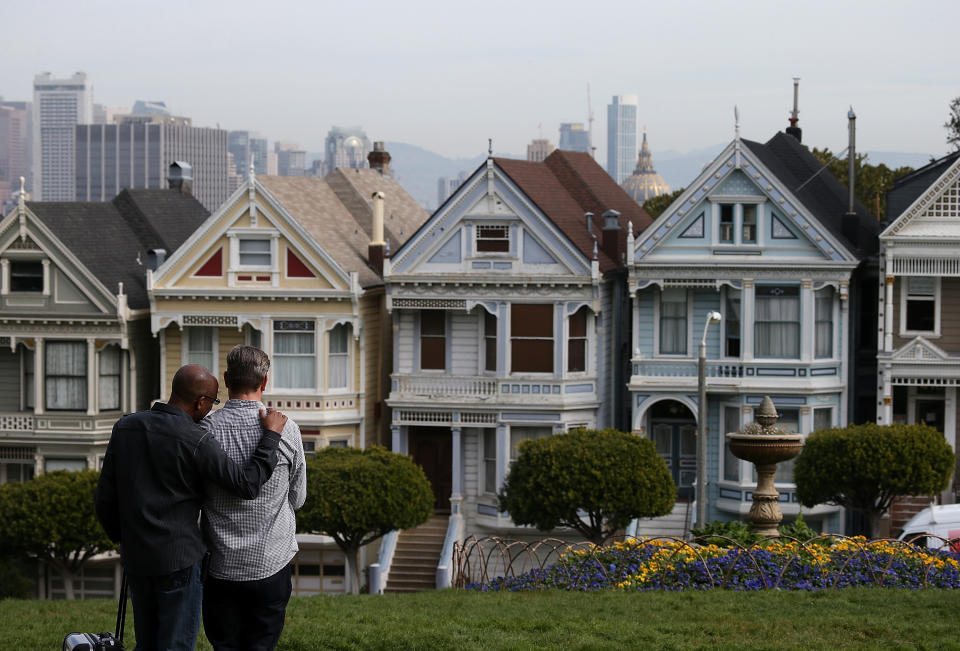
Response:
[382,150,650,581]
[627,125,879,534]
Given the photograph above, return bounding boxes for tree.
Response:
[297,446,433,594]
[794,423,954,538]
[810,148,913,220]
[945,96,960,151]
[498,428,675,545]
[0,470,115,599]
[642,188,684,219]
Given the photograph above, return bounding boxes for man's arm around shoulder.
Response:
[194,408,288,500]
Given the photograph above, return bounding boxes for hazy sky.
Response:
[3,0,956,161]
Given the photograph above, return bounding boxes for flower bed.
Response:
[462,537,960,592]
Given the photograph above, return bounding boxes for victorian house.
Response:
[383,149,650,560]
[627,122,879,534]
[0,172,208,484]
[876,150,960,520]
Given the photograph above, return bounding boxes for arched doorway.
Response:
[648,400,697,499]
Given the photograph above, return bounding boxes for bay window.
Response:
[420,311,446,371]
[45,341,86,410]
[659,289,687,355]
[754,285,800,358]
[815,287,834,358]
[274,321,315,389]
[98,345,121,410]
[510,304,553,373]
[510,426,551,461]
[328,324,350,390]
[567,307,587,372]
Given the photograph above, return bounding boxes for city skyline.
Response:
[2,1,957,167]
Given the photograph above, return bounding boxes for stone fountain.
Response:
[725,396,804,537]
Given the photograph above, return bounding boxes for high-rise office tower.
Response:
[0,101,31,204]
[527,139,555,162]
[275,141,306,177]
[75,120,230,212]
[227,131,269,179]
[558,123,590,153]
[33,72,93,200]
[606,94,638,185]
[325,126,370,172]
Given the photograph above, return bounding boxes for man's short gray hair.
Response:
[225,345,270,393]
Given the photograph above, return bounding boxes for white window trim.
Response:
[899,276,941,337]
[181,326,219,376]
[712,198,764,247]
[814,286,837,360]
[472,222,513,257]
[270,319,319,393]
[565,307,592,376]
[227,228,280,287]
[507,303,556,376]
[654,287,692,358]
[753,284,802,361]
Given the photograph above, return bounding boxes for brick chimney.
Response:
[167,161,193,196]
[601,209,621,262]
[368,142,391,176]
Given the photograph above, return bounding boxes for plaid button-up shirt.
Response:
[200,400,306,581]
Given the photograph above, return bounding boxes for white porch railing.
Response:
[393,375,497,399]
[436,513,465,589]
[391,374,597,402]
[630,359,841,382]
[368,529,399,595]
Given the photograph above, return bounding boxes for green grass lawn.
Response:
[6,589,960,650]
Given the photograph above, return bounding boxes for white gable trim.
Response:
[153,179,353,292]
[891,336,951,362]
[0,207,117,314]
[633,141,856,264]
[389,162,590,277]
[882,156,960,239]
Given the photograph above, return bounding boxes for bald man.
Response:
[96,364,288,651]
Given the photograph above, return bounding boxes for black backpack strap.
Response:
[115,569,128,643]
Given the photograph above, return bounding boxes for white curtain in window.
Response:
[660,289,687,355]
[99,345,121,410]
[815,288,833,358]
[185,327,214,370]
[274,332,315,389]
[45,342,87,410]
[755,294,800,358]
[328,324,350,389]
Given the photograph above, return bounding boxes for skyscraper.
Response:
[75,120,230,212]
[33,72,93,200]
[526,139,555,162]
[227,130,269,179]
[606,95,638,185]
[275,141,306,177]
[558,123,590,153]
[0,101,31,204]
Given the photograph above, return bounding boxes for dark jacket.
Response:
[94,402,281,576]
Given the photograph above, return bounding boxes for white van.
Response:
[897,504,960,552]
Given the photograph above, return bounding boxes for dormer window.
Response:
[476,225,509,253]
[715,202,761,245]
[10,261,43,292]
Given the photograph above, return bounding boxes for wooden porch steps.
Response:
[384,513,448,593]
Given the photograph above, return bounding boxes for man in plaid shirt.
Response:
[200,345,307,650]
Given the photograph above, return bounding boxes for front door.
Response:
[915,400,945,433]
[649,401,697,499]
[409,427,453,513]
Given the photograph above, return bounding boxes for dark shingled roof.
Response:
[885,151,960,223]
[27,188,209,310]
[494,150,653,272]
[743,132,878,258]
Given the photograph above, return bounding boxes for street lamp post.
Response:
[696,311,722,531]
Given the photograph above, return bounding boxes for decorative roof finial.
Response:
[17,176,26,241]
[488,138,493,157]
[249,153,256,182]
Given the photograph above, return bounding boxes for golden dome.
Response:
[621,130,670,206]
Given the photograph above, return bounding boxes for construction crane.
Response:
[587,83,596,160]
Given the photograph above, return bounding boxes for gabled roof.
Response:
[257,171,428,287]
[493,150,652,272]
[885,151,960,222]
[26,188,209,309]
[743,132,878,258]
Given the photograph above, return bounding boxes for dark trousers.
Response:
[202,565,293,651]
[127,561,203,651]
